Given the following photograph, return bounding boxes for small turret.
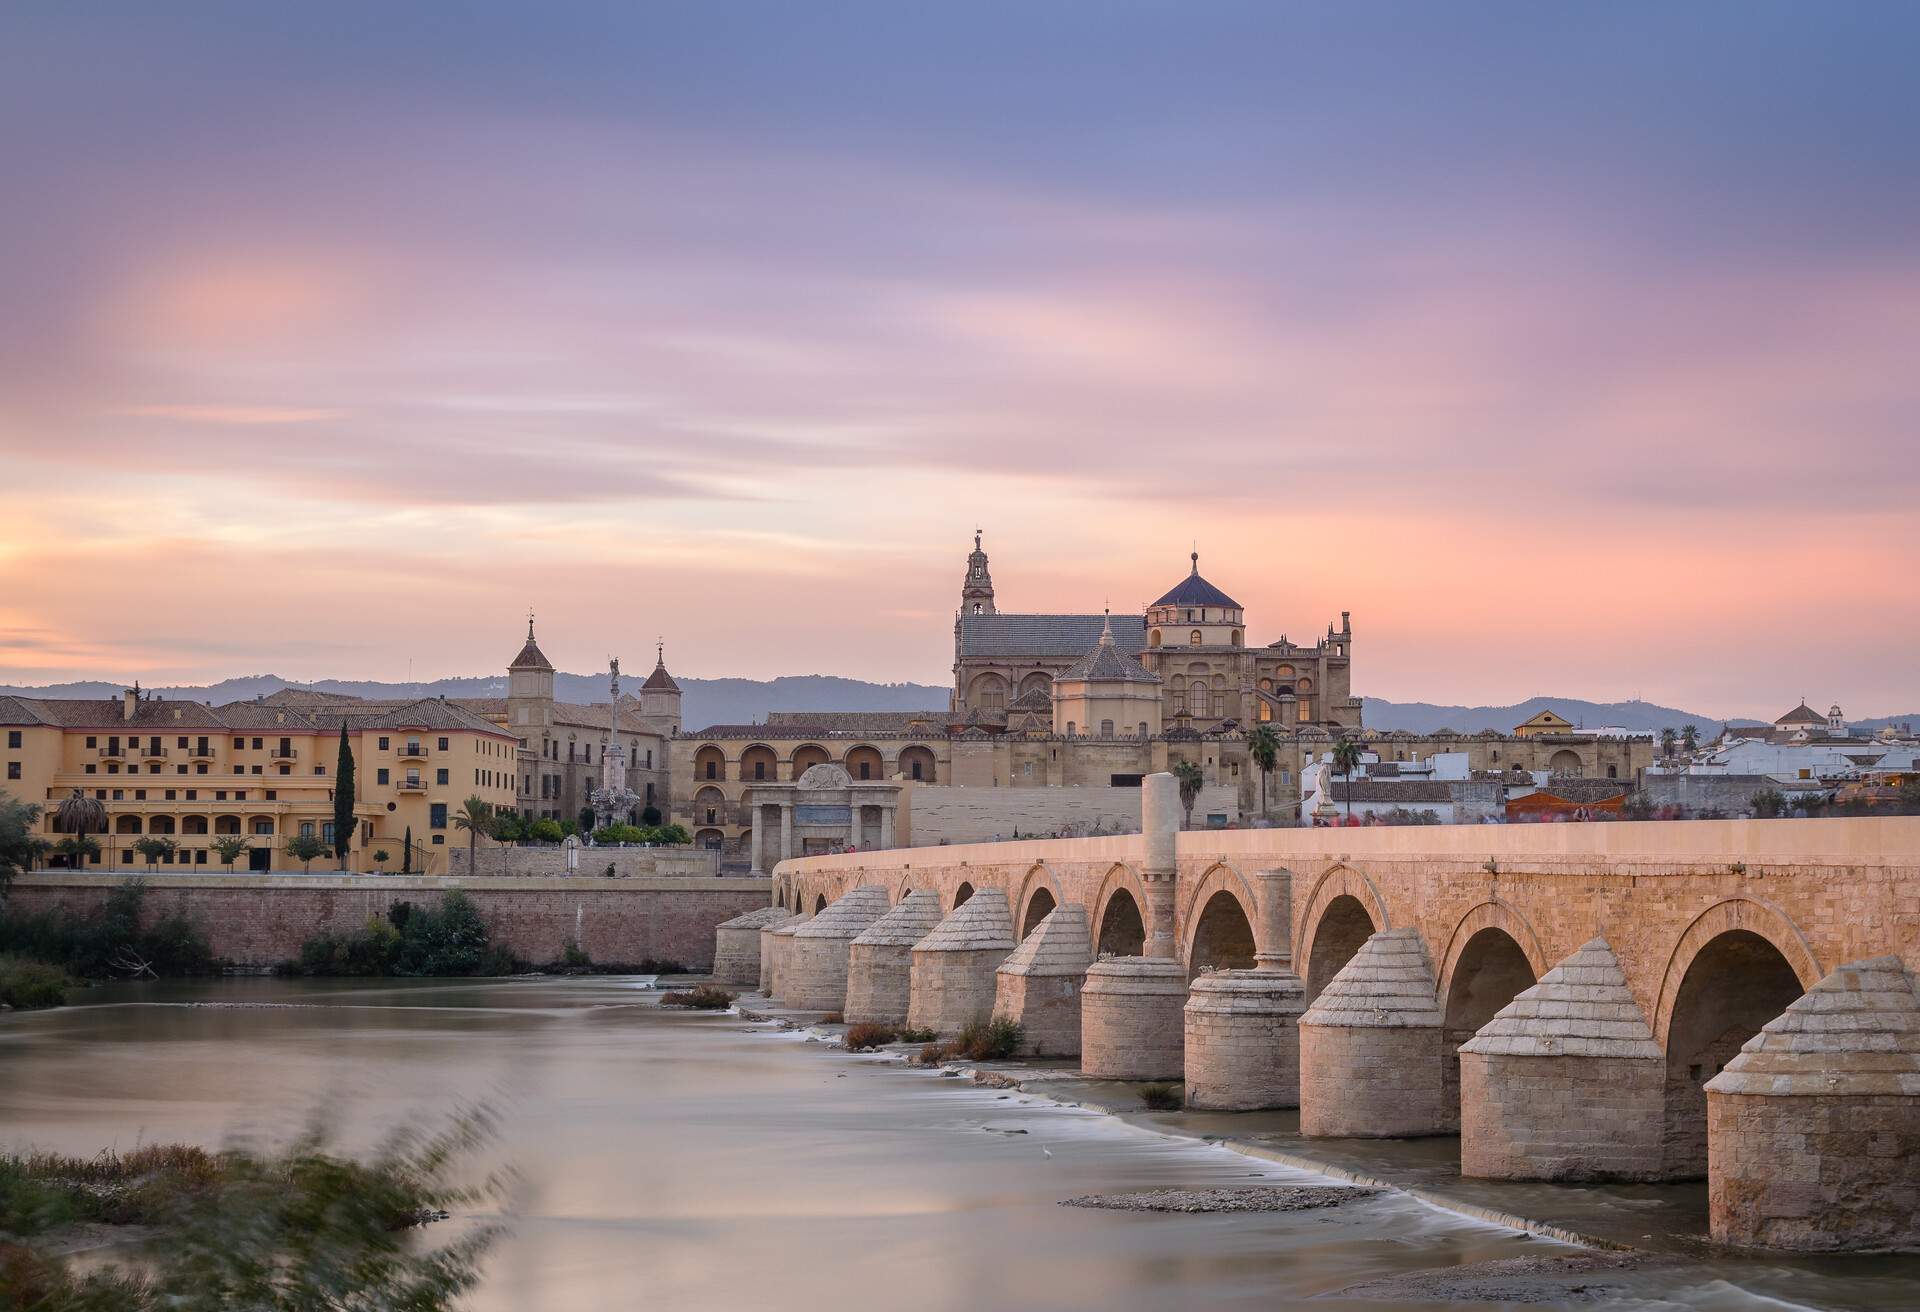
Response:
[961,529,996,616]
[638,640,682,737]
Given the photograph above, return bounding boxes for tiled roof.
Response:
[1331,781,1455,803]
[0,696,232,730]
[766,711,944,733]
[1775,702,1827,726]
[1150,555,1241,609]
[508,620,553,672]
[1057,620,1160,685]
[1006,686,1054,712]
[640,659,680,693]
[957,612,1146,660]
[0,695,61,726]
[1528,778,1631,804]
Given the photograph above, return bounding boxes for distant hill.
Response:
[0,672,950,731]
[1360,695,1915,737]
[3,674,1909,739]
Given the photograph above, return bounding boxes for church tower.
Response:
[638,641,683,738]
[961,529,996,616]
[507,615,556,732]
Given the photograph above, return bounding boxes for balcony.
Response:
[140,745,170,761]
[396,776,427,793]
[187,745,217,762]
[96,745,126,761]
[268,747,298,761]
[398,743,430,761]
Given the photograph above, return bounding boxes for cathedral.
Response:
[950,533,1361,737]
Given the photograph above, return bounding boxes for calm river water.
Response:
[0,977,1909,1311]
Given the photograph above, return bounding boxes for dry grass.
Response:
[659,985,736,1010]
[843,1023,898,1051]
[1139,1082,1184,1111]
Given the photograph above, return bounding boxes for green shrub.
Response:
[0,956,70,1010]
[955,1016,1023,1062]
[897,1026,937,1045]
[916,1041,952,1066]
[561,940,591,968]
[1139,1082,1183,1111]
[290,892,518,979]
[843,1022,898,1051]
[528,819,564,843]
[659,985,735,1010]
[0,880,217,980]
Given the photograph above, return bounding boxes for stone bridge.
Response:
[724,781,1920,1253]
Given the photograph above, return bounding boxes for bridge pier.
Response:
[1459,939,1665,1181]
[1298,928,1447,1137]
[713,904,792,987]
[844,889,944,1026]
[1707,955,1920,1251]
[784,886,891,1012]
[1081,773,1187,1081]
[907,889,1016,1035]
[766,916,805,1004]
[994,904,1092,1057]
[1183,868,1305,1110]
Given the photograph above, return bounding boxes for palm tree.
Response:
[55,788,107,844]
[452,795,495,873]
[1330,737,1364,822]
[1660,727,1678,759]
[1681,723,1699,753]
[1171,761,1205,830]
[1247,724,1279,817]
[24,836,51,871]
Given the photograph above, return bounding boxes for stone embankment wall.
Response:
[8,873,769,969]
[903,784,1239,846]
[447,846,721,878]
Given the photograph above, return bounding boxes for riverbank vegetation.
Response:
[0,881,218,983]
[659,985,735,1009]
[290,893,518,978]
[915,1017,1024,1065]
[0,1114,505,1310]
[0,956,71,1010]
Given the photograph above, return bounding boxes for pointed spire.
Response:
[1099,607,1114,645]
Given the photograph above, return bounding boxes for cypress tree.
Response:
[402,825,413,874]
[334,723,355,872]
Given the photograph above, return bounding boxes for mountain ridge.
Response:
[1,674,1911,738]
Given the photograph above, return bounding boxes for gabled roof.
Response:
[957,613,1147,660]
[640,656,680,693]
[1150,553,1241,610]
[1775,702,1827,726]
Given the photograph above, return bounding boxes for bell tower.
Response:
[961,529,996,616]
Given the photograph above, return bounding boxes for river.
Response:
[1,976,1912,1311]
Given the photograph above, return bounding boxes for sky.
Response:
[1,3,1916,718]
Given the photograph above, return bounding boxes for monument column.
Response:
[1079,773,1190,1081]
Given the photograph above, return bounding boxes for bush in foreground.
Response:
[843,1022,898,1051]
[956,1016,1023,1062]
[292,893,518,978]
[0,956,71,1010]
[1139,1082,1183,1111]
[659,985,735,1010]
[897,1026,937,1045]
[0,1113,506,1311]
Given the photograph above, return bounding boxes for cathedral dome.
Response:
[1151,552,1241,610]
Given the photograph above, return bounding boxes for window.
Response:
[437,737,448,752]
[1189,630,1202,646]
[134,789,147,800]
[436,768,448,785]
[176,765,187,774]
[264,790,276,800]
[706,761,718,779]
[177,736,188,748]
[379,736,390,750]
[754,762,766,780]
[85,764,96,774]
[164,789,176,800]
[1100,720,1114,737]
[430,802,448,829]
[4,762,16,780]
[233,737,244,749]
[86,736,97,748]
[299,821,315,839]
[252,818,273,835]
[377,768,390,785]
[186,790,196,800]
[6,731,18,748]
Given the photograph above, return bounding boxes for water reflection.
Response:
[1,978,1910,1311]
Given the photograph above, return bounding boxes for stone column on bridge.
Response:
[1458,938,1665,1181]
[1706,954,1920,1252]
[714,904,793,988]
[784,886,892,1012]
[1080,773,1190,1081]
[1297,929,1447,1137]
[749,803,765,875]
[1184,867,1307,1110]
[758,911,804,997]
[994,904,1093,1057]
[845,890,944,1026]
[908,889,1016,1036]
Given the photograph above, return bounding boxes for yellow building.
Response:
[1,686,518,873]
[1513,709,1576,736]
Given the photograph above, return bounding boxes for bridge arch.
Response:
[1438,901,1545,1128]
[1179,862,1259,972]
[1014,863,1063,938]
[951,880,975,910]
[1297,864,1390,1001]
[1092,863,1149,956]
[1653,898,1821,1178]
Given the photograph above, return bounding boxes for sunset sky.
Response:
[2,3,1916,717]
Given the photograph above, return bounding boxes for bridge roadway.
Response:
[735,798,1920,1253]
